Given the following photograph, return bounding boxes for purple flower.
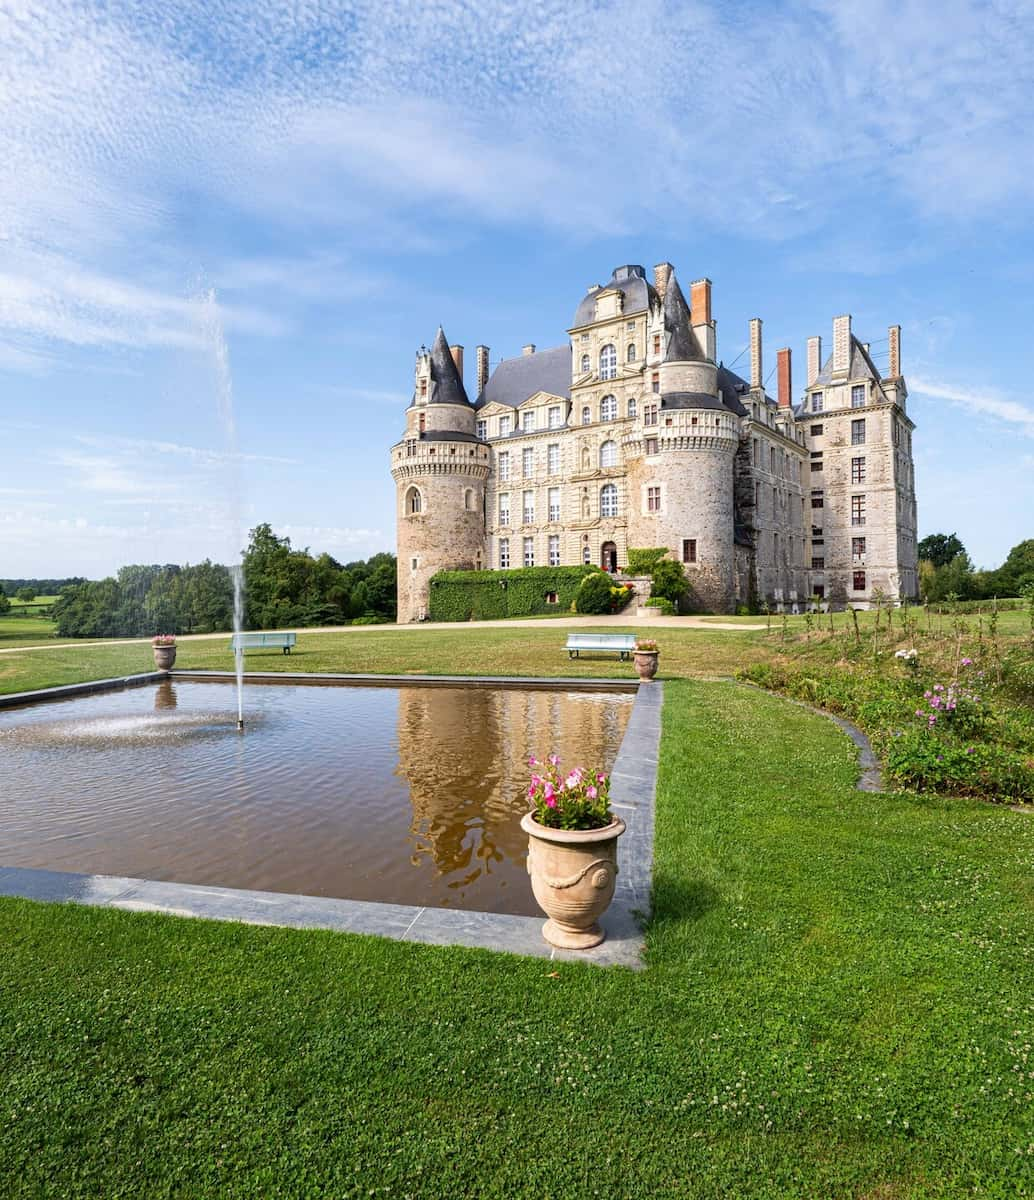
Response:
[961,657,973,667]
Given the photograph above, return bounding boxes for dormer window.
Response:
[599,344,617,381]
[811,392,823,412]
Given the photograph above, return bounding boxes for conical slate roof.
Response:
[663,274,705,362]
[427,327,470,406]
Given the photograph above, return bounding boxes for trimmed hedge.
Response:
[428,566,598,621]
[626,547,669,574]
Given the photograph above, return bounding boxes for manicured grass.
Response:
[1,680,1030,1197]
[0,614,61,648]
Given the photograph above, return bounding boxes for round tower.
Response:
[390,327,489,622]
[623,275,738,612]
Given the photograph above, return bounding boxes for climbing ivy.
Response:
[428,566,598,622]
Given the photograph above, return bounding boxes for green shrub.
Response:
[428,566,596,622]
[575,570,617,614]
[884,731,1034,802]
[645,597,675,615]
[626,547,669,575]
[350,614,391,625]
[650,559,689,608]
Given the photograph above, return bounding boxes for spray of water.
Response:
[198,288,246,731]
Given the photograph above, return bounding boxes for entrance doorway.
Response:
[601,541,617,573]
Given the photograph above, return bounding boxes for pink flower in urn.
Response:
[545,795,557,808]
[543,782,555,802]
[586,785,597,799]
[548,754,560,767]
[529,755,539,767]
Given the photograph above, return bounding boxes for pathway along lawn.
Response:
[1,681,1030,1198]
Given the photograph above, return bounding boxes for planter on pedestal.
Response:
[633,649,659,681]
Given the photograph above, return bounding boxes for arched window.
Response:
[600,395,617,422]
[600,482,618,517]
[581,405,591,425]
[600,439,618,468]
[406,487,422,515]
[580,353,590,374]
[464,488,474,511]
[583,544,591,563]
[627,397,637,418]
[599,344,617,380]
[627,343,636,362]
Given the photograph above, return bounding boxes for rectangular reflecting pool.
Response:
[0,679,634,916]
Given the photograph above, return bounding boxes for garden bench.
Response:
[229,632,297,655]
[565,633,637,660]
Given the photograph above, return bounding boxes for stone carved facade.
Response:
[390,263,918,620]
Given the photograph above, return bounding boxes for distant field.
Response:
[7,594,58,608]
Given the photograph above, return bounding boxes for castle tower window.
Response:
[464,488,474,510]
[810,461,823,472]
[853,570,866,591]
[627,343,636,362]
[419,379,427,399]
[851,418,866,445]
[652,334,661,355]
[522,447,534,477]
[600,483,618,517]
[547,443,560,474]
[644,403,658,426]
[498,451,510,480]
[523,537,535,567]
[812,556,825,570]
[646,437,658,455]
[600,440,618,468]
[627,397,637,418]
[548,487,561,522]
[419,413,426,433]
[851,385,866,408]
[851,456,866,483]
[498,493,510,525]
[811,392,823,412]
[852,536,866,560]
[582,405,591,425]
[548,534,560,566]
[651,371,660,394]
[406,487,422,515]
[647,486,661,512]
[580,353,590,374]
[682,539,697,563]
[599,344,617,380]
[522,490,535,523]
[498,538,510,569]
[810,423,823,436]
[405,439,416,457]
[600,395,617,422]
[851,494,866,526]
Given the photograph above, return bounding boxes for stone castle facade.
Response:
[390,263,918,621]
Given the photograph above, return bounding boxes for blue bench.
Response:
[565,633,637,660]
[229,632,297,655]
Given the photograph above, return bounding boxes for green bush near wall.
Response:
[626,547,669,574]
[428,565,600,621]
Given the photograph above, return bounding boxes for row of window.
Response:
[811,538,868,570]
[809,490,867,525]
[496,439,621,480]
[497,536,698,570]
[479,397,638,441]
[496,484,619,525]
[808,384,868,414]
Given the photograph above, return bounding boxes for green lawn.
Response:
[1,680,1030,1197]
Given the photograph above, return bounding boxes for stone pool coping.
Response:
[0,674,662,968]
[173,669,639,692]
[0,671,169,710]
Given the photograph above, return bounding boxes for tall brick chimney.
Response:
[690,278,712,326]
[806,336,821,386]
[888,324,901,377]
[476,344,490,395]
[449,344,464,381]
[653,262,673,301]
[749,317,763,390]
[832,315,851,376]
[777,347,792,408]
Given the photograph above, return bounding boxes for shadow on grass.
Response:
[648,873,719,929]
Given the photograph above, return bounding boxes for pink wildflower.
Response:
[587,785,597,799]
[548,754,560,767]
[546,796,557,808]
[543,783,555,801]
[961,657,972,667]
[528,755,539,767]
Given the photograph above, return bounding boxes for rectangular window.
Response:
[651,372,660,394]
[812,537,824,547]
[548,487,560,522]
[811,392,823,412]
[522,491,535,523]
[498,538,510,569]
[419,379,427,398]
[810,450,822,458]
[769,446,776,471]
[647,486,661,513]
[851,384,865,408]
[811,496,824,509]
[548,406,562,428]
[523,411,536,433]
[405,439,416,458]
[547,443,560,474]
[652,335,661,355]
[498,451,510,480]
[522,447,534,477]
[627,320,636,330]
[810,423,823,436]
[645,437,658,455]
[810,461,823,472]
[644,404,659,426]
[811,556,825,570]
[682,538,697,563]
[851,494,866,526]
[851,456,866,483]
[498,493,510,525]
[499,415,511,437]
[548,534,560,566]
[851,418,866,445]
[523,537,535,567]
[476,419,487,440]
[853,570,866,591]
[852,536,866,558]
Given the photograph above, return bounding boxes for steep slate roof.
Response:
[663,274,705,362]
[423,327,470,406]
[475,345,571,410]
[571,264,657,329]
[812,337,885,387]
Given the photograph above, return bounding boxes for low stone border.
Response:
[174,669,639,692]
[0,671,168,710]
[0,677,662,967]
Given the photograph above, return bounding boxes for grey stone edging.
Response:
[0,677,662,968]
[734,678,883,792]
[173,670,638,692]
[0,672,169,710]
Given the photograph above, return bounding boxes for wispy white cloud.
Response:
[911,377,1034,438]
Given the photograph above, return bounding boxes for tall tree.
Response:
[918,533,966,568]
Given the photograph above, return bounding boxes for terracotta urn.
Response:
[153,645,176,671]
[520,812,625,949]
[633,649,659,681]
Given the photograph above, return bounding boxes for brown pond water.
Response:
[0,680,633,915]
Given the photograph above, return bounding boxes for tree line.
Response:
[48,525,396,638]
[918,533,1034,603]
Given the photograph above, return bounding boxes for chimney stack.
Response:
[806,336,821,386]
[690,278,712,326]
[749,317,763,391]
[449,344,464,380]
[522,343,536,357]
[653,262,673,301]
[777,347,792,409]
[476,344,490,395]
[832,315,851,376]
[888,324,901,377]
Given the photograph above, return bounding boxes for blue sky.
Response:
[1,0,1032,578]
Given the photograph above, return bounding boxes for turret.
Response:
[391,327,489,622]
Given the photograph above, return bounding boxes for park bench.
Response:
[229,632,297,656]
[565,633,637,660]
